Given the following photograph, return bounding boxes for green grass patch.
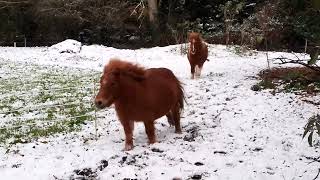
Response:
[0,60,100,145]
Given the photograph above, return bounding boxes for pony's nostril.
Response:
[96,100,102,107]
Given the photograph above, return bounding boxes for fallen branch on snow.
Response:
[272,53,320,73]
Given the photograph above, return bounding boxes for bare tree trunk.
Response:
[224,7,229,45]
[148,0,158,23]
[240,30,244,46]
[304,39,308,54]
[225,26,230,45]
[224,20,231,45]
[147,0,160,44]
[265,36,270,70]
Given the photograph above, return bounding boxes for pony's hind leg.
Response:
[198,65,203,78]
[144,121,156,144]
[166,111,174,126]
[172,105,182,134]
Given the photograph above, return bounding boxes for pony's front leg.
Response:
[144,121,156,144]
[195,65,202,79]
[121,120,134,151]
[195,65,200,78]
[190,64,195,79]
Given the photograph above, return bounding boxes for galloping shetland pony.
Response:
[95,59,185,151]
[187,32,208,79]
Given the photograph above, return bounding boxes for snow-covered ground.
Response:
[0,40,319,180]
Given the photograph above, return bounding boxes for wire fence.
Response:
[4,39,72,47]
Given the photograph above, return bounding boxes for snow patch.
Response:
[49,39,82,54]
[0,43,319,180]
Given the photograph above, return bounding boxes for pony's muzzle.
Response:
[95,96,114,109]
[95,100,106,109]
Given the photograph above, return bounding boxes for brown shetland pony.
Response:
[95,59,185,151]
[187,32,208,79]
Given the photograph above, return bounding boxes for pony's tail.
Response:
[177,80,186,113]
[166,78,186,126]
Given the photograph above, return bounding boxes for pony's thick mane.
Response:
[104,58,146,80]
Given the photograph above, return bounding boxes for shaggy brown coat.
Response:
[187,32,208,79]
[95,59,185,150]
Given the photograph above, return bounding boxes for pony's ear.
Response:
[126,71,145,81]
[134,75,145,81]
[111,69,120,78]
[188,32,192,38]
[133,73,145,81]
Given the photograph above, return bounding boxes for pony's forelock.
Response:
[189,32,202,41]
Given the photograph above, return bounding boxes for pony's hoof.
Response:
[148,139,156,145]
[123,144,133,151]
[175,130,182,134]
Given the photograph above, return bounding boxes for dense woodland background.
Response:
[0,0,319,52]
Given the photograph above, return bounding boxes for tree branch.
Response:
[313,168,320,180]
[39,7,64,13]
[302,99,320,106]
[0,4,8,9]
[303,156,320,164]
[272,54,320,73]
[130,0,145,19]
[0,0,29,4]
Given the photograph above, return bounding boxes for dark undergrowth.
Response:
[252,67,320,95]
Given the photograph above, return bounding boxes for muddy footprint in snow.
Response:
[183,125,200,142]
[71,167,97,180]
